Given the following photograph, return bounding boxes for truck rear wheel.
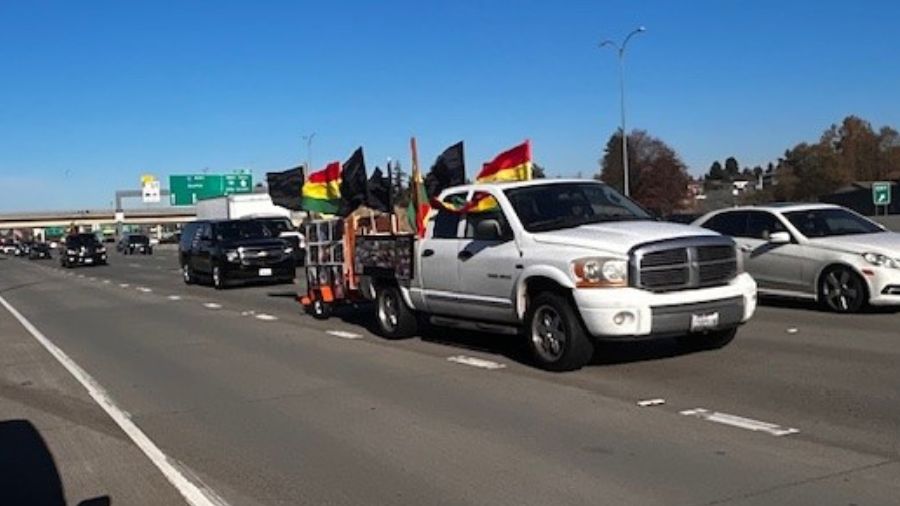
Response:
[526,292,594,372]
[375,285,417,339]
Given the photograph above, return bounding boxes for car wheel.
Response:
[676,327,738,351]
[526,292,594,371]
[375,285,417,338]
[819,266,867,313]
[182,264,195,285]
[310,299,331,320]
[212,265,226,290]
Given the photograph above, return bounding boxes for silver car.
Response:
[694,203,900,313]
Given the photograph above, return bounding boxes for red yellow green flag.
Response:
[301,161,341,214]
[476,140,533,183]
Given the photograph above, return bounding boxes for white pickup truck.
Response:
[357,179,757,371]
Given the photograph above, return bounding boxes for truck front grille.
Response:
[632,237,738,292]
[241,246,286,265]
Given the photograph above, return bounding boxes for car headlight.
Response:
[862,252,900,269]
[225,250,240,263]
[66,249,77,255]
[284,247,294,255]
[97,247,106,253]
[572,257,628,288]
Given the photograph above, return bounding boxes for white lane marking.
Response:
[167,295,182,301]
[88,277,97,281]
[129,263,141,268]
[637,398,666,407]
[0,294,228,506]
[203,302,222,309]
[102,279,111,284]
[326,330,363,340]
[786,327,799,334]
[255,313,278,321]
[680,408,799,436]
[77,274,85,278]
[447,355,506,370]
[119,283,130,288]
[137,287,153,293]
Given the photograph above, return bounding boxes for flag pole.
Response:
[387,158,394,233]
[410,137,421,236]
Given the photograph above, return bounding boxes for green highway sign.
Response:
[169,174,253,206]
[872,182,891,206]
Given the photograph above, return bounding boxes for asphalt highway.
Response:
[1,249,898,505]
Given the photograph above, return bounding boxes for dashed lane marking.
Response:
[167,295,182,301]
[119,283,130,288]
[255,313,278,321]
[136,287,153,293]
[447,355,506,370]
[326,330,363,340]
[102,279,111,284]
[680,408,799,436]
[0,294,229,506]
[203,302,222,309]
[637,398,666,407]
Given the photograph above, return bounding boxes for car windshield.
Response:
[504,182,652,232]
[215,220,274,241]
[128,235,149,244]
[784,208,884,237]
[68,234,100,246]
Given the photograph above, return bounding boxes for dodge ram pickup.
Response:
[358,179,757,371]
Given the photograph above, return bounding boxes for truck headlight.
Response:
[66,249,77,255]
[284,247,294,255]
[225,250,240,263]
[862,252,900,269]
[572,257,628,288]
[97,247,106,253]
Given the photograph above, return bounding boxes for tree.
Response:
[724,157,740,180]
[532,163,547,179]
[598,130,690,216]
[707,161,724,180]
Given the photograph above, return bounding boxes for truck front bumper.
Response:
[573,273,757,339]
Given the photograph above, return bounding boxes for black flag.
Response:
[338,147,367,217]
[266,165,305,210]
[366,166,391,212]
[425,141,465,199]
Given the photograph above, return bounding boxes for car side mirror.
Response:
[768,231,791,244]
[474,219,503,241]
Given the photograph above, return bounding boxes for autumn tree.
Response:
[598,130,690,216]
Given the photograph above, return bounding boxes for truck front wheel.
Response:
[526,292,594,372]
[375,285,417,339]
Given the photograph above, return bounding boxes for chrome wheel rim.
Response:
[213,267,221,287]
[823,270,862,312]
[531,305,566,362]
[378,290,399,331]
[182,265,190,282]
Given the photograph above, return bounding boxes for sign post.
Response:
[872,182,892,215]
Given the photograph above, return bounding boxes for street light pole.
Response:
[302,132,316,171]
[601,26,645,197]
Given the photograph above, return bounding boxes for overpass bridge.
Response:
[0,207,196,234]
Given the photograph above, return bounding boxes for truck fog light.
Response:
[613,311,634,326]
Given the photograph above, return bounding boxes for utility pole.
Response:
[302,132,316,171]
[600,26,646,197]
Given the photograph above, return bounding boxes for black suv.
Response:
[179,219,295,289]
[117,233,153,255]
[28,243,52,260]
[61,234,107,268]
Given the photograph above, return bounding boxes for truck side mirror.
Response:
[474,219,503,241]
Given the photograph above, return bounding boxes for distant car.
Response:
[14,242,33,257]
[117,234,153,255]
[61,233,108,268]
[694,203,900,312]
[1,240,17,255]
[28,243,52,260]
[179,219,295,289]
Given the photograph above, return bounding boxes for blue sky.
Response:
[1,0,899,211]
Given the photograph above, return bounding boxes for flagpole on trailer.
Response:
[410,137,422,237]
[386,158,395,233]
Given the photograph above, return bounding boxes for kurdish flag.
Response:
[301,161,342,214]
[476,140,533,183]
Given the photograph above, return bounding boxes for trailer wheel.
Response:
[375,285,417,339]
[310,299,331,320]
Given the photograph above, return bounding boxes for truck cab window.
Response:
[431,193,465,239]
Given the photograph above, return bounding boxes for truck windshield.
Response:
[215,220,275,241]
[504,182,652,232]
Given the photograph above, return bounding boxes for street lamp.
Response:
[600,26,646,197]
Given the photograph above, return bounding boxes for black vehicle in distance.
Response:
[61,233,107,268]
[117,233,153,255]
[179,218,296,289]
[28,243,52,260]
[256,216,306,265]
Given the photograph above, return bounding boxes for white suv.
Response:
[694,203,900,312]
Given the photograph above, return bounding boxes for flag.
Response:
[366,166,391,213]
[424,141,465,199]
[406,137,430,237]
[266,165,305,210]
[477,140,533,183]
[338,147,367,217]
[301,161,341,214]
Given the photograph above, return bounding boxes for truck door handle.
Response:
[457,250,473,261]
[422,249,435,257]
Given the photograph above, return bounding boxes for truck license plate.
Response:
[690,312,719,331]
[258,268,272,276]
